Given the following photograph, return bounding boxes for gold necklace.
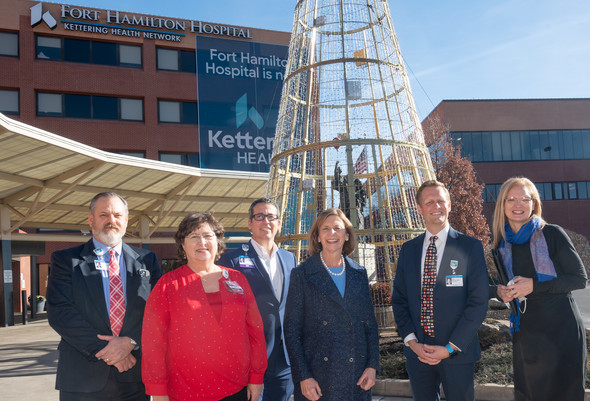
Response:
[320,252,345,277]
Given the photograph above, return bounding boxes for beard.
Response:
[92,224,124,247]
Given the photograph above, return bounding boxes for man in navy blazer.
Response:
[392,180,488,401]
[218,198,297,401]
[47,192,161,401]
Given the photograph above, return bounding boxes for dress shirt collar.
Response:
[425,223,450,248]
[250,238,278,260]
[92,237,123,258]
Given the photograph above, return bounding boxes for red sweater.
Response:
[142,265,267,401]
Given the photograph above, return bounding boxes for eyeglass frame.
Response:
[250,213,279,222]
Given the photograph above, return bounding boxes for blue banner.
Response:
[196,36,288,172]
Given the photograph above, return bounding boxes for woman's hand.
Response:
[508,276,533,298]
[247,383,262,401]
[496,284,513,302]
[152,396,170,401]
[356,367,376,390]
[300,377,323,401]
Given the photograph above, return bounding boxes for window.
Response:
[157,48,196,72]
[159,153,199,167]
[578,182,589,199]
[37,93,62,116]
[37,36,61,59]
[568,182,578,199]
[158,100,197,124]
[0,89,19,114]
[64,38,90,63]
[119,45,142,67]
[120,98,143,121]
[553,183,563,200]
[454,130,590,161]
[37,92,143,121]
[36,36,141,67]
[484,181,590,202]
[0,32,18,56]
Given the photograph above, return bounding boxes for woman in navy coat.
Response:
[284,208,380,401]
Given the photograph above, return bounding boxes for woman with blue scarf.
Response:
[491,177,587,401]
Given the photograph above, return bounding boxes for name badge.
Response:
[239,256,255,268]
[223,280,244,294]
[445,275,463,287]
[94,260,108,278]
[94,260,108,271]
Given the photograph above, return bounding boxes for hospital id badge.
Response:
[445,275,463,287]
[239,256,255,268]
[94,260,108,271]
[223,280,244,294]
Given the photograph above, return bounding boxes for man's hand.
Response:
[408,340,441,365]
[113,353,136,372]
[300,377,323,401]
[95,335,134,365]
[247,383,262,401]
[356,367,376,390]
[423,344,455,361]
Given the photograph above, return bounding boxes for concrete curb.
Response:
[374,379,590,401]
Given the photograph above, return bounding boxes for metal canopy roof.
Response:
[0,113,268,242]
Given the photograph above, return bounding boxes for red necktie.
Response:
[108,249,125,336]
[420,236,438,336]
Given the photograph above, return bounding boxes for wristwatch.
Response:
[445,344,458,359]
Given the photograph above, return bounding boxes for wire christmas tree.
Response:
[268,0,435,292]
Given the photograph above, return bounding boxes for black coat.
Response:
[284,254,379,401]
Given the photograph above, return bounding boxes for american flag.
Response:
[354,147,368,175]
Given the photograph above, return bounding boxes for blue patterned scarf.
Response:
[498,216,557,333]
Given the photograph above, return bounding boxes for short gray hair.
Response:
[89,192,129,215]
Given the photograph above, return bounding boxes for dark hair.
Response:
[174,212,225,262]
[249,197,280,219]
[415,180,450,205]
[89,192,128,215]
[308,208,356,256]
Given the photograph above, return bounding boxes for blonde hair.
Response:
[308,208,357,256]
[492,177,545,248]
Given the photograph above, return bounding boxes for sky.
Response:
[63,0,590,120]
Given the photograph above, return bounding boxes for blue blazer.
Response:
[391,227,488,364]
[284,254,380,401]
[218,240,297,371]
[47,239,162,392]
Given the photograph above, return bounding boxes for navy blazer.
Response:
[284,254,380,401]
[218,240,297,371]
[391,227,488,364]
[47,239,161,392]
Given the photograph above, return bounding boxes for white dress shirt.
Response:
[250,239,284,300]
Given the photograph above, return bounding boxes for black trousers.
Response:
[59,368,148,401]
[220,386,248,401]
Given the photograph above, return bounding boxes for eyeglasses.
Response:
[186,233,216,242]
[506,197,533,204]
[251,213,279,222]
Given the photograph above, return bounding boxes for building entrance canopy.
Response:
[0,113,268,243]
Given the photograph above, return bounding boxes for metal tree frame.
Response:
[268,0,435,297]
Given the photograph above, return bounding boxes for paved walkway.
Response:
[0,313,60,401]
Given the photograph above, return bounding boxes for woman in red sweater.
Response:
[142,212,267,401]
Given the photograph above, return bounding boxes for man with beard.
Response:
[47,192,162,401]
